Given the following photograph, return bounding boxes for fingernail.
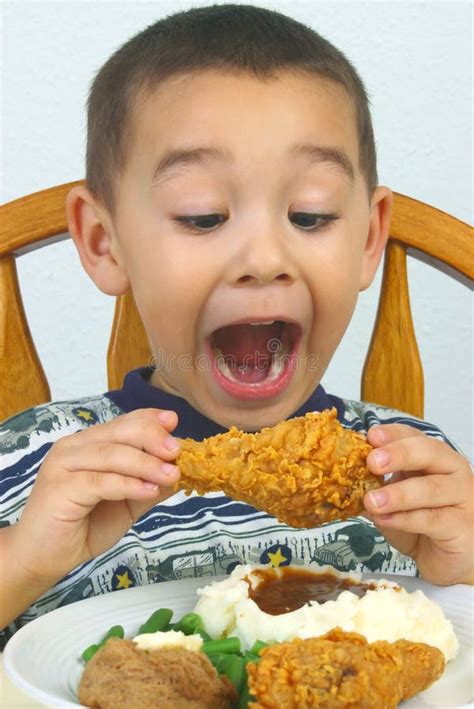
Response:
[143,481,159,490]
[373,449,390,467]
[368,490,388,508]
[164,435,180,452]
[160,462,179,476]
[157,410,174,424]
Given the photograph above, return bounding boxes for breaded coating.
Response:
[176,408,379,528]
[78,637,236,709]
[247,628,445,709]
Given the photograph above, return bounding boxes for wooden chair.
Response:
[0,183,472,422]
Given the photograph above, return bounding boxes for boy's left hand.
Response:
[363,424,473,586]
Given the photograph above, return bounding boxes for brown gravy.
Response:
[246,567,377,615]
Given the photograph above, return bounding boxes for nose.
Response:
[229,218,296,287]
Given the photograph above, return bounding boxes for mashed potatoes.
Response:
[194,564,459,661]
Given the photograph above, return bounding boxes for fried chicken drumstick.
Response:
[247,628,445,709]
[176,408,380,528]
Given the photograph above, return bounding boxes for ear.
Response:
[66,185,130,296]
[359,186,393,291]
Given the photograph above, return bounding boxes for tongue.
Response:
[212,322,282,383]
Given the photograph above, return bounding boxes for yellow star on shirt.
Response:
[267,547,287,567]
[76,409,95,422]
[115,571,133,589]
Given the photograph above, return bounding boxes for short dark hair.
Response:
[86,4,377,211]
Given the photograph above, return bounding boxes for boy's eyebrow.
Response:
[293,143,355,182]
[151,143,354,183]
[152,147,231,183]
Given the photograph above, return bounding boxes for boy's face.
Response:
[85,69,390,430]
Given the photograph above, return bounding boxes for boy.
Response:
[0,4,472,648]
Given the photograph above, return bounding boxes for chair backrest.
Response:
[0,183,472,422]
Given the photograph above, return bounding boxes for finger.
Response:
[90,497,170,533]
[369,506,463,542]
[367,423,424,447]
[366,435,463,477]
[364,474,467,515]
[61,441,180,486]
[65,470,165,511]
[65,408,181,461]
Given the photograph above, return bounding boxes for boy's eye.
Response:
[289,212,338,231]
[174,212,338,233]
[175,214,226,231]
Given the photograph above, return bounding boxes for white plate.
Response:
[3,574,474,708]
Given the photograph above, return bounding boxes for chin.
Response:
[205,389,306,432]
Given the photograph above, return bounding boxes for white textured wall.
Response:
[1,0,472,457]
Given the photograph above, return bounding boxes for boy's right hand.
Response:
[10,408,181,585]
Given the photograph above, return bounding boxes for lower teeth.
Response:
[215,350,236,381]
[267,352,285,381]
[214,347,289,384]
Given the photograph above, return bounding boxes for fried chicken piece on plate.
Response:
[176,408,379,527]
[246,628,445,709]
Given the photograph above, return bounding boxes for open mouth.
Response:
[207,319,301,400]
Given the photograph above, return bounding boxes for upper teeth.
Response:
[250,320,275,326]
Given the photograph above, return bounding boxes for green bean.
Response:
[250,640,268,656]
[196,628,212,642]
[137,608,173,635]
[242,651,259,664]
[81,625,125,662]
[220,654,247,694]
[173,612,203,635]
[206,653,229,673]
[236,676,255,709]
[81,643,100,662]
[202,636,241,655]
[101,625,124,642]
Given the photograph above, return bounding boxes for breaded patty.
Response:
[78,637,236,709]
